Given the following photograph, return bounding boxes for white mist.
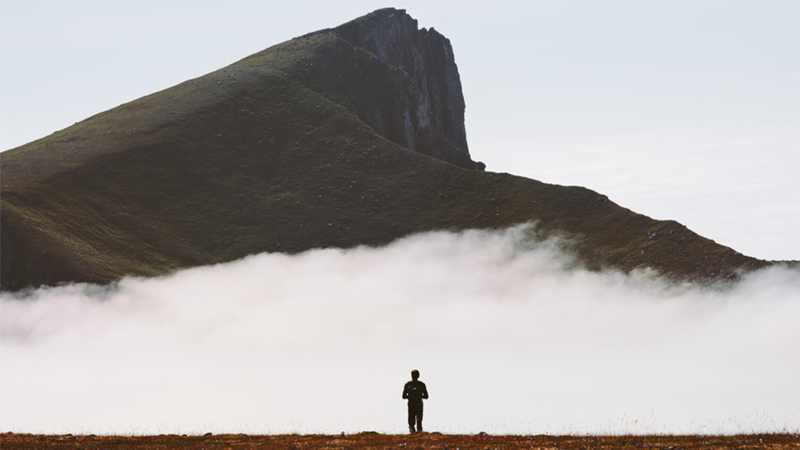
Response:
[1,227,798,435]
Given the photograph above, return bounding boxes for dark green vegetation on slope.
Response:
[0,9,774,291]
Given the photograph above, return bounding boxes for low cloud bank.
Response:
[2,226,799,435]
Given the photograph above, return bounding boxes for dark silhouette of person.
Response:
[402,369,429,433]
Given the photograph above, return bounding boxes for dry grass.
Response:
[2,432,798,449]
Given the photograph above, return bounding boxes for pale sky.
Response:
[2,2,800,435]
[1,0,798,260]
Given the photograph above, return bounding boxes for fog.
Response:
[1,226,799,435]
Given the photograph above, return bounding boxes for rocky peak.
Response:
[333,8,479,170]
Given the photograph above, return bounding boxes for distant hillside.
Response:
[0,8,775,291]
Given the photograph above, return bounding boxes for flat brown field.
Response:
[2,432,798,449]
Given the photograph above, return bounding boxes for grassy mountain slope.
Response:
[0,10,773,291]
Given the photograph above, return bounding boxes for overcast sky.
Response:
[1,0,798,260]
[2,2,799,435]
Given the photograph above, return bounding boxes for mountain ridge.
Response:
[0,8,785,291]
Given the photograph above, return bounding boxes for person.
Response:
[402,369,429,433]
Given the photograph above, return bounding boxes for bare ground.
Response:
[2,432,798,449]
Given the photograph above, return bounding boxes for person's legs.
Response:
[408,402,423,432]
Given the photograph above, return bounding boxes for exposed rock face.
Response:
[331,8,478,170]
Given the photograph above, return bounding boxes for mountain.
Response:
[0,8,778,292]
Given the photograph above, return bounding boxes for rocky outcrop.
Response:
[331,8,479,170]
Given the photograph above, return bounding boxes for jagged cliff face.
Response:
[331,9,476,169]
[0,8,773,291]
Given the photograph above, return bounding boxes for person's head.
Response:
[411,370,420,380]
